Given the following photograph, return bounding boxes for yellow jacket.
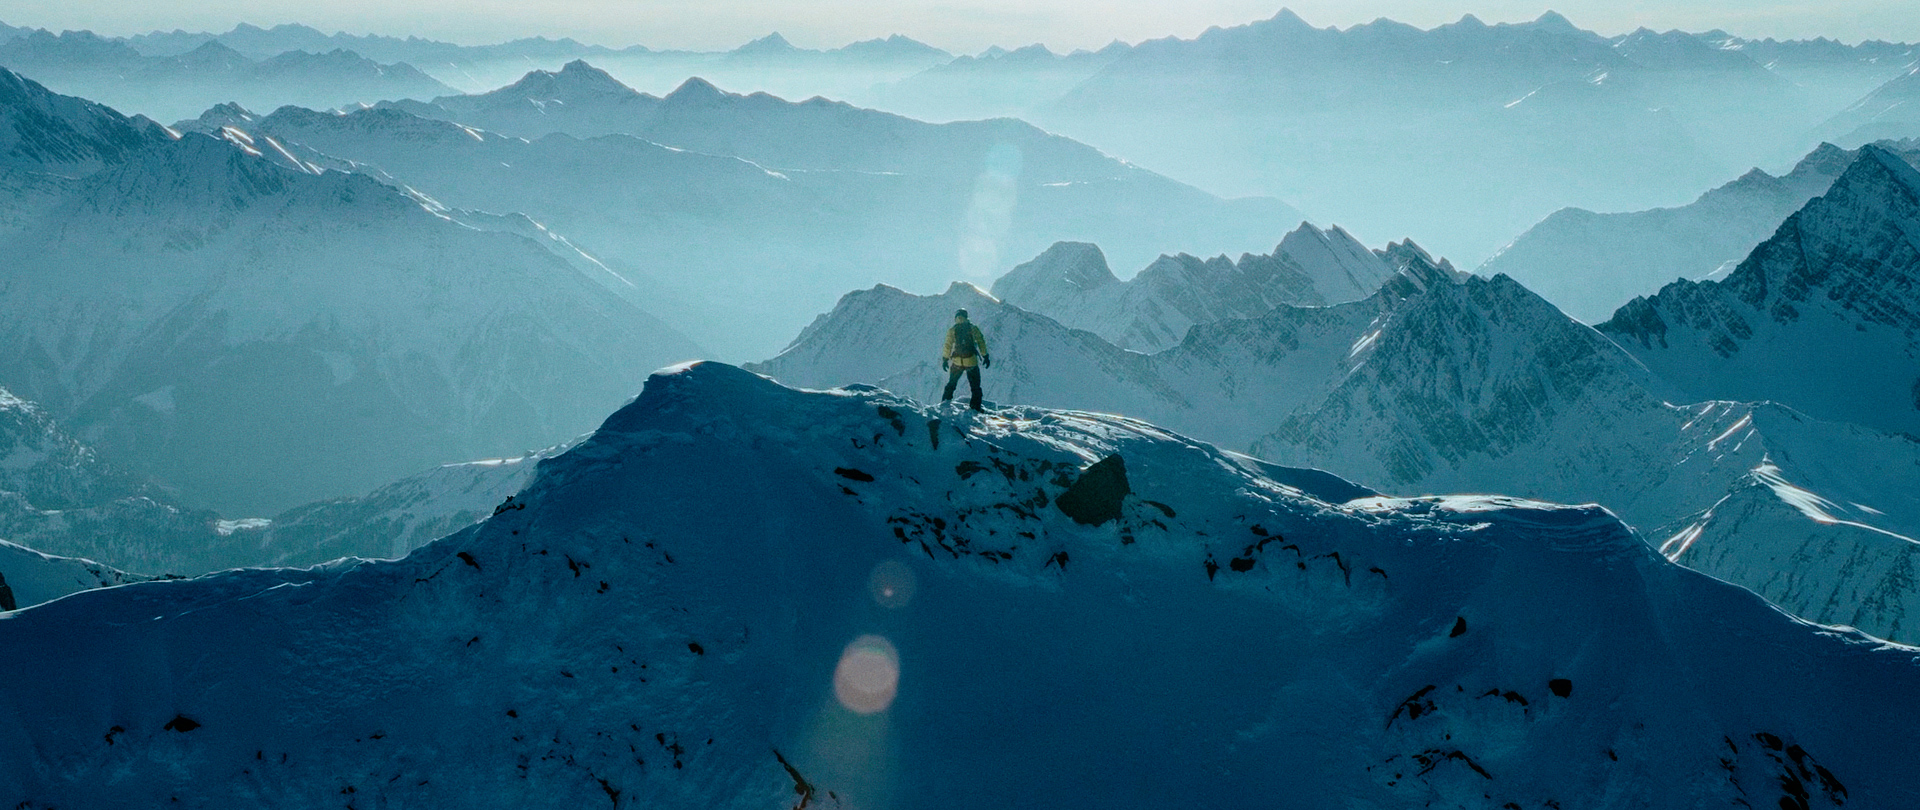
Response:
[942,322,989,369]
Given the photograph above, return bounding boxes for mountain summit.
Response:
[0,362,1910,806]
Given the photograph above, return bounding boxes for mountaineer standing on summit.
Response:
[941,308,991,411]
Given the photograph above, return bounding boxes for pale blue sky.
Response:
[2,1,1914,52]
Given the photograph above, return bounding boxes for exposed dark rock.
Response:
[833,467,874,482]
[875,405,905,436]
[163,715,200,732]
[772,747,817,810]
[0,571,13,611]
[456,552,479,570]
[1449,616,1467,637]
[687,642,705,655]
[1548,678,1573,698]
[1387,685,1438,728]
[1479,688,1528,706]
[1055,454,1130,526]
[1412,749,1492,779]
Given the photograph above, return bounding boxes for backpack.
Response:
[950,323,978,358]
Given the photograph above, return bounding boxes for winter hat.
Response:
[954,308,969,320]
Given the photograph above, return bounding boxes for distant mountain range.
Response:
[990,223,1401,352]
[1816,66,1920,147]
[0,29,455,122]
[1,372,568,579]
[1023,9,1866,264]
[97,21,955,97]
[858,41,1132,123]
[7,12,1918,271]
[0,69,700,515]
[1479,142,1920,322]
[192,65,1303,359]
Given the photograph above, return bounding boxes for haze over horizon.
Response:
[3,1,1916,54]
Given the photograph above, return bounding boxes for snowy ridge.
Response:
[1649,404,1920,641]
[0,361,1913,807]
[990,223,1402,351]
[249,442,569,568]
[0,538,153,611]
[1599,145,1920,437]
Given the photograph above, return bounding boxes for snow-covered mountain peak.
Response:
[488,59,640,103]
[187,101,258,129]
[1378,238,1457,277]
[1856,141,1920,195]
[834,34,951,61]
[1266,7,1316,33]
[990,241,1117,302]
[1598,146,1920,436]
[173,39,248,66]
[1791,141,1860,178]
[991,227,1421,353]
[662,75,732,105]
[0,67,174,174]
[732,31,799,56]
[1708,144,1920,318]
[1275,221,1399,300]
[1529,10,1582,33]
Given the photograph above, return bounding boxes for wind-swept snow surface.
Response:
[0,363,1914,807]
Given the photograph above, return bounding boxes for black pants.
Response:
[942,365,983,410]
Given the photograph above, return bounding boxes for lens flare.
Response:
[868,560,917,609]
[833,635,900,715]
[957,142,1023,281]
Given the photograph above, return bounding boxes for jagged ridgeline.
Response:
[0,362,1909,807]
